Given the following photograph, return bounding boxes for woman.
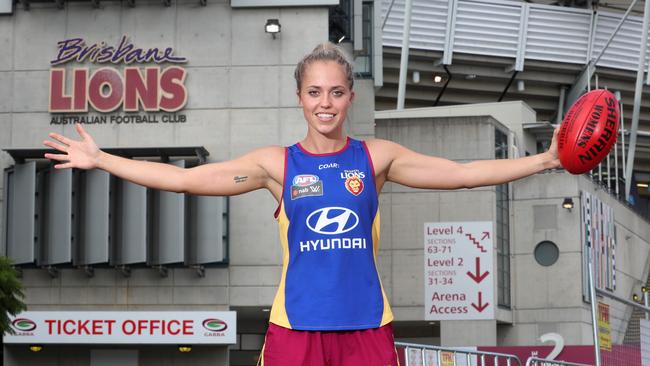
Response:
[44,43,561,365]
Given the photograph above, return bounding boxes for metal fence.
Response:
[395,342,523,366]
[525,357,591,366]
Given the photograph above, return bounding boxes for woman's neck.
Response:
[300,130,348,154]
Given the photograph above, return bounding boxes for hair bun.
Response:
[294,42,354,90]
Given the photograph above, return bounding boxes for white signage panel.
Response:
[424,222,494,320]
[5,311,236,344]
[231,0,338,7]
[0,0,12,14]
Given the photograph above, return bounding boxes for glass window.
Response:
[495,128,511,308]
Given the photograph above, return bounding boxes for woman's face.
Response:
[297,60,354,137]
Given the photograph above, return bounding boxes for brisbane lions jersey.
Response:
[270,138,394,330]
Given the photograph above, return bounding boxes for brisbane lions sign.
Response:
[49,35,188,115]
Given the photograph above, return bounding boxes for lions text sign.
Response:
[4,311,236,345]
[49,36,188,113]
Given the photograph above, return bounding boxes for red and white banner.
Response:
[4,311,236,345]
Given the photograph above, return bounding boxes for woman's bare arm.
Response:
[366,129,561,191]
[44,124,284,198]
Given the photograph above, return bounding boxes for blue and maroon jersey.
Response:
[270,137,394,331]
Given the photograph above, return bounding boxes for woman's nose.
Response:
[319,95,332,108]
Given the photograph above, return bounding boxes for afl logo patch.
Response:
[345,176,364,196]
[293,174,319,187]
[291,174,323,200]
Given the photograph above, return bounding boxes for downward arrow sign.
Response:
[471,292,489,313]
[466,257,489,283]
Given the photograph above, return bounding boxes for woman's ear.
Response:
[296,89,302,105]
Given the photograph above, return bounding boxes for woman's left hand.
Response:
[546,127,562,169]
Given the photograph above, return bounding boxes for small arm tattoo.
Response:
[234,175,248,184]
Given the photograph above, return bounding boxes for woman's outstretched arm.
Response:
[44,123,284,197]
[367,128,562,191]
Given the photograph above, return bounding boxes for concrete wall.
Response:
[505,172,650,346]
[376,105,650,348]
[0,1,349,365]
[4,345,228,366]
[376,115,504,346]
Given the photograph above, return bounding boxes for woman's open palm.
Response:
[43,123,101,170]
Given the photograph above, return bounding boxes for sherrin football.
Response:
[558,89,620,174]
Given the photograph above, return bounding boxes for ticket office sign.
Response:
[5,311,236,344]
[424,222,494,320]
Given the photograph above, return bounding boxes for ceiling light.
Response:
[638,183,649,188]
[413,71,420,84]
[178,345,192,353]
[433,75,442,83]
[29,345,43,352]
[517,80,525,92]
[562,197,574,210]
[265,19,281,39]
[465,74,476,80]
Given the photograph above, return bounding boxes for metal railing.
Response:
[395,341,523,366]
[525,356,592,366]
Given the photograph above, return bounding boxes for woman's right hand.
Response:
[43,123,101,170]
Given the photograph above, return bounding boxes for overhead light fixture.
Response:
[262,308,271,312]
[337,35,346,43]
[562,197,574,210]
[433,75,443,83]
[517,80,525,92]
[638,183,649,188]
[413,71,420,84]
[265,19,281,39]
[29,345,43,352]
[465,74,477,80]
[178,345,192,353]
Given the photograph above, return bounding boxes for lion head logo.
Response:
[345,176,364,196]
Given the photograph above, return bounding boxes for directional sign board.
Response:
[424,222,494,320]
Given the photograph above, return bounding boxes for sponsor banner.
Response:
[5,311,236,345]
[598,302,612,351]
[640,319,650,366]
[397,344,641,366]
[478,345,596,364]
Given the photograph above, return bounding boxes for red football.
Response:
[558,89,620,174]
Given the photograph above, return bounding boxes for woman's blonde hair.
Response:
[294,42,354,90]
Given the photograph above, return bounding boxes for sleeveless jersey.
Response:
[270,137,394,331]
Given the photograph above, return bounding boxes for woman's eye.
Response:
[308,91,319,97]
[332,91,344,97]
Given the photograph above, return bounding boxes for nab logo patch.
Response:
[306,207,359,235]
[291,174,323,200]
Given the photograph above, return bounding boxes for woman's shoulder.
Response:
[362,138,402,152]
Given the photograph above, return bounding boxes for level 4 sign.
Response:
[424,222,494,320]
